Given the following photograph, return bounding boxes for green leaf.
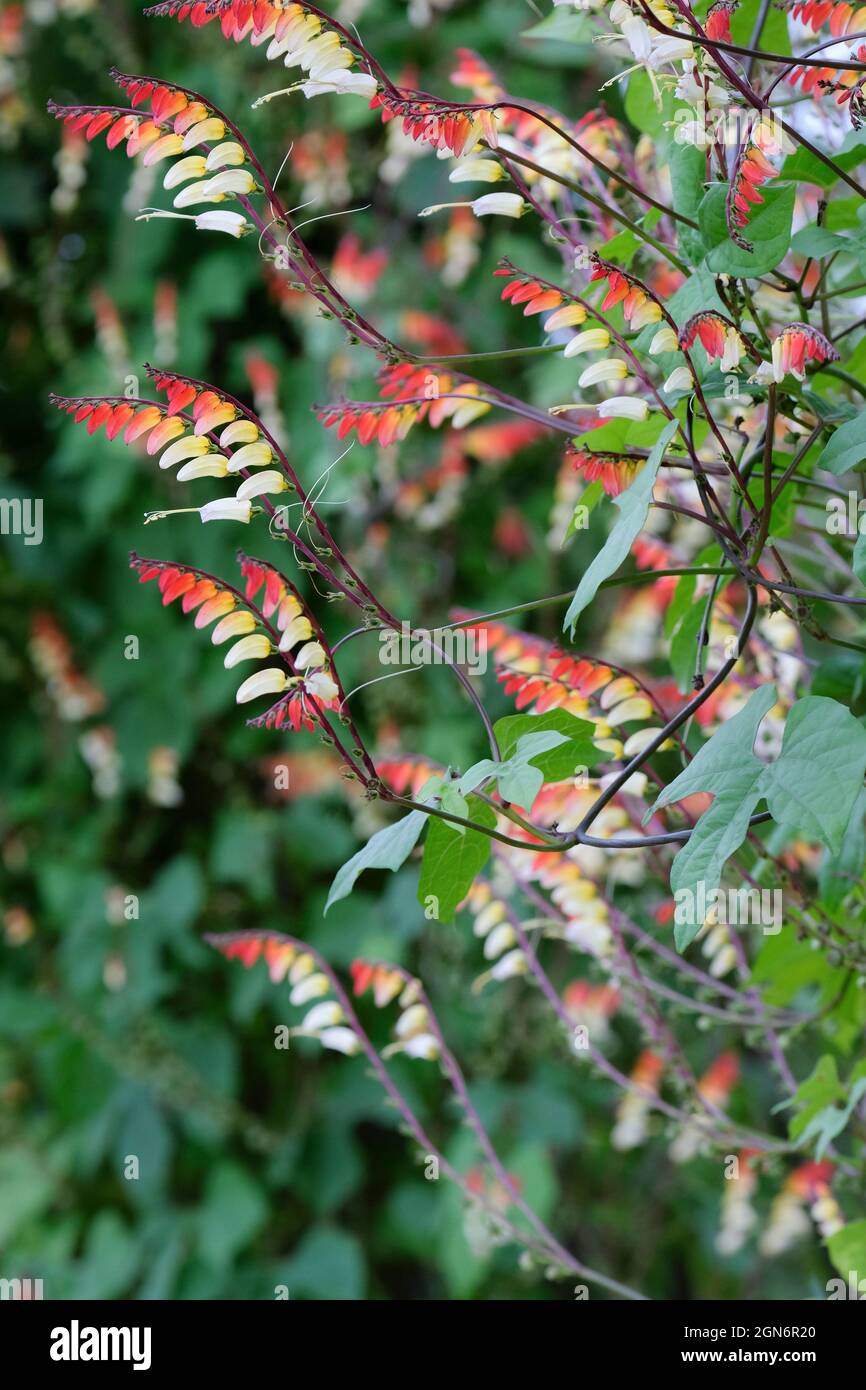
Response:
[827,1220,866,1281]
[493,710,601,781]
[781,133,866,190]
[563,418,680,634]
[325,811,427,913]
[459,730,571,807]
[670,598,708,695]
[790,225,854,259]
[650,690,866,947]
[277,1226,365,1300]
[817,407,866,474]
[197,1162,268,1269]
[668,140,709,266]
[417,796,496,923]
[701,181,795,278]
[819,786,866,908]
[783,1055,844,1142]
[648,685,776,949]
[759,697,866,853]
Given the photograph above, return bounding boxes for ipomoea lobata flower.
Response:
[279,615,314,651]
[295,641,327,670]
[305,670,339,703]
[597,397,651,420]
[420,193,526,219]
[578,358,629,388]
[664,366,693,393]
[177,456,230,481]
[211,611,257,645]
[235,667,288,703]
[563,327,611,358]
[173,170,256,207]
[301,70,378,98]
[223,634,274,668]
[448,159,505,183]
[300,1001,345,1032]
[290,972,331,1006]
[318,1026,361,1056]
[200,499,252,524]
[649,325,679,355]
[205,141,246,171]
[235,469,288,500]
[226,441,274,472]
[163,156,207,188]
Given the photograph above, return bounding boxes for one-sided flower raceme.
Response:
[750,323,840,384]
[145,0,378,102]
[568,448,645,496]
[679,311,750,371]
[48,72,259,238]
[588,255,663,329]
[351,962,441,1062]
[317,363,491,448]
[208,933,362,1056]
[726,118,793,251]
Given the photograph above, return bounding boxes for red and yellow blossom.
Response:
[568,447,644,497]
[752,322,840,384]
[679,311,752,371]
[588,255,663,330]
[317,362,490,447]
[726,119,788,251]
[130,552,341,732]
[49,70,259,237]
[145,0,377,100]
[611,1050,665,1151]
[705,0,738,40]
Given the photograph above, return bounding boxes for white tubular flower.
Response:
[200,498,252,524]
[163,156,207,189]
[158,435,211,469]
[194,211,251,238]
[395,1004,429,1039]
[182,117,227,151]
[474,901,506,937]
[544,303,587,332]
[318,1026,361,1056]
[211,611,257,645]
[173,171,255,207]
[176,456,230,481]
[649,325,678,355]
[301,1001,345,1032]
[278,615,314,651]
[664,366,693,393]
[205,141,246,171]
[220,419,260,447]
[226,441,274,473]
[451,397,490,428]
[648,37,694,68]
[302,71,378,98]
[630,299,662,329]
[720,328,745,372]
[472,192,526,218]
[294,641,327,670]
[597,397,650,420]
[578,358,629,388]
[223,634,273,669]
[483,922,517,960]
[290,972,331,1006]
[305,670,339,702]
[235,667,288,703]
[448,160,504,184]
[143,134,185,166]
[490,948,528,981]
[402,1033,440,1061]
[235,469,288,500]
[676,68,729,108]
[564,328,611,358]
